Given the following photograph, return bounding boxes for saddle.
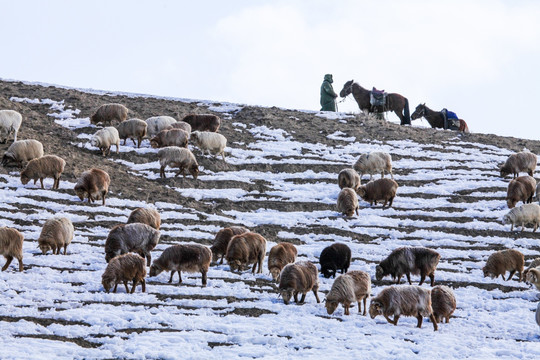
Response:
[370,87,387,108]
[441,108,460,130]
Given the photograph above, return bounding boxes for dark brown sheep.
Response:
[279,261,320,305]
[101,253,146,293]
[268,242,298,281]
[225,232,266,274]
[149,244,211,286]
[90,103,129,125]
[104,223,160,266]
[181,114,221,132]
[431,285,457,324]
[482,249,524,282]
[319,243,351,279]
[74,168,110,205]
[506,176,536,208]
[210,226,249,264]
[376,246,441,286]
[357,178,398,208]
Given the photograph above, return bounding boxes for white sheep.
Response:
[325,270,371,316]
[157,146,199,179]
[502,203,540,232]
[91,127,120,156]
[0,110,23,143]
[146,116,177,138]
[116,118,147,148]
[2,139,43,167]
[353,151,393,184]
[190,131,227,160]
[37,217,74,255]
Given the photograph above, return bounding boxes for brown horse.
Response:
[411,103,469,133]
[339,80,411,125]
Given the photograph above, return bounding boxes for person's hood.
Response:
[324,74,333,83]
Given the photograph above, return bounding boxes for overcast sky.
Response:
[2,0,539,140]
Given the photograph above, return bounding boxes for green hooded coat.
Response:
[320,74,338,112]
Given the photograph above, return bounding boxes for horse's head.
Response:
[339,80,354,98]
[411,103,426,120]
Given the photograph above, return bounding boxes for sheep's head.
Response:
[322,266,337,279]
[228,259,243,272]
[500,165,510,178]
[506,199,516,209]
[325,300,339,315]
[189,164,199,179]
[343,207,356,217]
[20,173,30,185]
[270,267,281,281]
[90,137,100,148]
[525,271,537,284]
[356,186,367,198]
[105,251,118,264]
[502,214,512,225]
[149,263,163,277]
[38,242,52,255]
[482,267,495,279]
[1,154,14,167]
[150,137,160,148]
[74,187,87,201]
[210,248,220,263]
[280,288,294,305]
[190,131,200,141]
[375,265,385,281]
[369,300,383,319]
[102,276,114,293]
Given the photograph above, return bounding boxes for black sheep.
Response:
[375,246,440,286]
[319,243,351,278]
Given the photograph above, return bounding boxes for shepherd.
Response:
[320,74,338,112]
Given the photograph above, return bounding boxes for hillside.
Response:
[0,79,539,359]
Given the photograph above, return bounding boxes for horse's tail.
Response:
[403,98,411,125]
[459,120,470,133]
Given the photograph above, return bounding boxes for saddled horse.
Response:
[339,80,411,125]
[411,103,469,133]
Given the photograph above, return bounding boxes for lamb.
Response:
[524,268,540,291]
[0,110,23,143]
[90,103,128,125]
[357,178,399,208]
[127,207,161,230]
[165,121,191,133]
[506,176,536,209]
[225,232,266,274]
[353,151,393,184]
[181,114,221,132]
[190,131,227,160]
[376,246,441,286]
[500,151,537,178]
[336,187,359,217]
[150,128,189,148]
[325,270,371,316]
[145,116,178,138]
[116,118,147,148]
[37,217,74,255]
[0,227,24,272]
[149,244,211,286]
[104,223,161,266]
[431,285,457,324]
[91,127,120,156]
[20,154,66,190]
[319,243,351,279]
[278,261,321,305]
[101,253,146,293]
[74,168,111,205]
[369,285,438,331]
[338,168,361,191]
[482,249,524,282]
[210,226,249,264]
[502,203,540,232]
[157,146,199,179]
[523,257,540,278]
[2,139,43,168]
[268,242,298,281]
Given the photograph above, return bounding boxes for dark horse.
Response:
[339,80,410,125]
[411,103,469,133]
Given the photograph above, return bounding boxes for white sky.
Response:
[2,0,540,140]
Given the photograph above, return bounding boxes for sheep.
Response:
[376,246,441,286]
[353,151,393,184]
[535,182,540,202]
[338,168,361,191]
[101,253,146,293]
[74,168,111,205]
[127,207,161,230]
[2,139,43,168]
[369,285,438,331]
[268,242,298,281]
[90,103,128,125]
[537,302,540,327]
[524,268,540,291]
[149,244,211,286]
[500,151,537,178]
[0,110,23,143]
[91,127,120,156]
[165,121,191,133]
[278,261,321,305]
[502,203,540,232]
[157,146,199,179]
[20,154,66,190]
[325,270,371,316]
[336,187,359,217]
[210,226,249,264]
[319,243,351,279]
[506,176,536,209]
[190,131,227,160]
[145,116,177,138]
[431,285,457,324]
[181,114,221,132]
[0,227,24,272]
[116,118,147,148]
[482,249,524,282]
[523,257,540,279]
[357,178,399,208]
[37,217,74,255]
[225,232,266,274]
[150,128,189,149]
[104,223,161,266]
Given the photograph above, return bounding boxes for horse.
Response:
[339,80,411,125]
[410,103,469,133]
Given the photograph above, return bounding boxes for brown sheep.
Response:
[37,217,74,255]
[376,246,441,286]
[268,242,298,281]
[482,249,524,282]
[338,168,361,191]
[101,253,146,293]
[116,118,147,148]
[0,227,24,272]
[150,128,189,148]
[336,187,359,217]
[90,103,129,125]
[74,168,110,205]
[149,244,211,286]
[20,155,66,190]
[225,232,266,274]
[431,285,457,324]
[325,270,371,316]
[210,226,249,264]
[181,114,221,132]
[357,178,398,208]
[127,208,161,230]
[506,176,536,209]
[500,151,537,178]
[279,261,320,305]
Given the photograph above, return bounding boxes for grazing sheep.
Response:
[431,285,456,324]
[279,261,321,305]
[20,155,66,190]
[525,268,540,291]
[157,146,199,179]
[535,183,540,202]
[376,246,441,286]
[353,151,393,184]
[90,104,128,125]
[116,118,147,148]
[165,121,191,133]
[500,151,537,178]
[482,249,524,282]
[2,139,43,167]
[268,242,298,281]
[104,223,161,266]
[190,131,227,160]
[338,168,361,191]
[210,226,249,264]
[537,303,540,327]
[37,217,74,255]
[506,176,536,209]
[357,178,399,208]
[127,208,161,230]
[181,114,221,132]
[149,244,212,286]
[523,257,540,279]
[325,270,371,316]
[225,232,266,274]
[319,243,352,279]
[101,253,146,293]
[145,116,177,138]
[74,168,111,205]
[336,187,359,217]
[502,203,540,232]
[0,227,24,272]
[91,127,120,156]
[150,128,189,148]
[369,285,438,331]
[0,110,23,143]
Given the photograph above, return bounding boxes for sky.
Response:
[1,0,540,140]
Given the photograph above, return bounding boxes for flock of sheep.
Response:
[1,104,540,333]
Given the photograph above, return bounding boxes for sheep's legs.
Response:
[177,271,183,284]
[63,245,67,255]
[169,270,176,283]
[362,297,367,315]
[160,166,166,178]
[344,304,350,315]
[293,292,299,303]
[430,313,438,331]
[299,293,306,303]
[113,283,118,293]
[39,178,44,189]
[313,288,321,303]
[429,273,435,287]
[392,315,400,325]
[201,270,207,286]
[419,272,426,286]
[17,257,23,272]
[416,315,423,328]
[141,279,146,292]
[55,247,61,255]
[131,279,139,293]
[395,275,402,284]
[406,273,412,285]
[2,256,13,271]
[508,270,516,281]
[388,197,394,207]
[123,281,130,293]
